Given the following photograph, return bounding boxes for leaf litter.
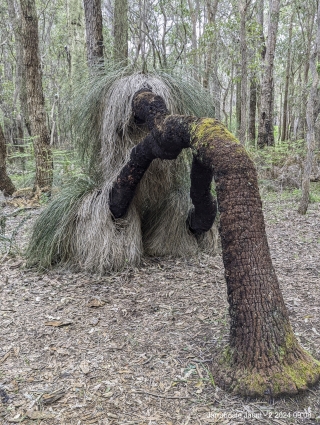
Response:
[0,196,319,424]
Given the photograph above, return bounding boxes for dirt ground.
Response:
[0,191,319,425]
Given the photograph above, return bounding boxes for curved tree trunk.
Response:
[109,90,320,397]
[0,124,15,196]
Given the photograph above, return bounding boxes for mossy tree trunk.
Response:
[109,90,320,397]
[0,124,16,196]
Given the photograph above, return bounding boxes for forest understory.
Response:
[0,181,320,425]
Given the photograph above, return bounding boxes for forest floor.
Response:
[0,188,320,425]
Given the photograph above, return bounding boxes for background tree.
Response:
[0,123,15,195]
[83,0,104,67]
[113,0,128,65]
[257,0,281,148]
[20,0,53,191]
[298,0,320,214]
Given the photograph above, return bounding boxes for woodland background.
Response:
[0,1,320,424]
[0,0,319,207]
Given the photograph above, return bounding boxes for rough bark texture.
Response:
[238,0,251,145]
[20,0,53,191]
[83,0,104,67]
[113,0,128,65]
[248,77,257,142]
[0,124,15,196]
[111,90,320,397]
[298,1,320,215]
[257,0,281,148]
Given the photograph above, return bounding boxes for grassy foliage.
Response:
[26,176,96,269]
[26,68,218,273]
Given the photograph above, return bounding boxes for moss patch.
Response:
[215,345,320,398]
[190,118,240,149]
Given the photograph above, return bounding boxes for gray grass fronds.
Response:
[72,182,142,273]
[26,177,96,269]
[27,178,142,272]
[28,68,218,273]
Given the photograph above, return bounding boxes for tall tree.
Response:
[238,0,252,144]
[248,0,265,142]
[298,1,320,214]
[83,0,104,67]
[0,123,15,196]
[280,12,294,141]
[257,0,281,148]
[20,0,53,191]
[113,0,128,65]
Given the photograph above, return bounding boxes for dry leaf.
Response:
[87,299,105,308]
[44,320,72,327]
[102,391,113,398]
[80,360,90,374]
[107,413,118,419]
[0,350,11,364]
[42,389,65,405]
[13,347,20,357]
[26,410,55,420]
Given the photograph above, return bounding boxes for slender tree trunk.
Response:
[20,0,53,191]
[298,1,320,215]
[188,0,200,80]
[281,13,293,141]
[203,1,220,117]
[248,77,257,142]
[0,124,15,196]
[83,0,104,67]
[238,0,251,145]
[113,0,128,65]
[236,65,241,136]
[257,0,281,148]
[110,90,320,397]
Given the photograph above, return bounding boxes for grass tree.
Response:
[109,89,320,397]
[27,70,218,273]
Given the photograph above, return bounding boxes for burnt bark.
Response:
[0,124,16,196]
[110,90,320,397]
[188,154,216,235]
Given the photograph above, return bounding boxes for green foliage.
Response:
[7,140,83,190]
[248,139,307,169]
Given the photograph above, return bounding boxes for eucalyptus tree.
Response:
[113,0,128,65]
[298,0,320,215]
[83,0,104,66]
[20,0,53,191]
[257,0,281,148]
[0,124,15,196]
[238,0,252,144]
